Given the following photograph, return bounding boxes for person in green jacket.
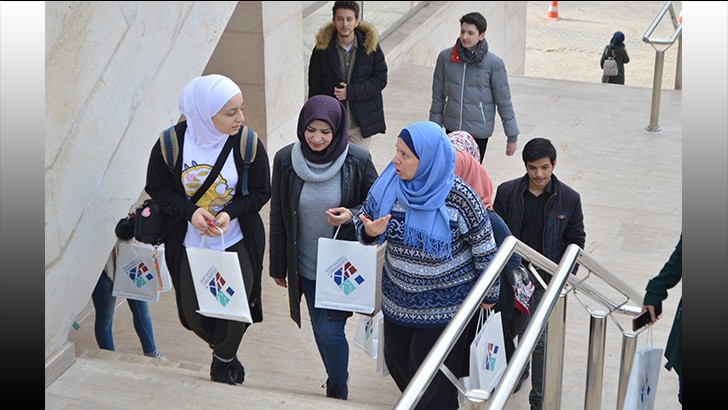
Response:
[641,234,682,405]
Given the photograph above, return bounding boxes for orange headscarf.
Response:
[454,150,494,210]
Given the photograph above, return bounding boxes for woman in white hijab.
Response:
[145,74,271,385]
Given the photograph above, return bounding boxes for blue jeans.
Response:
[300,276,349,386]
[92,271,157,356]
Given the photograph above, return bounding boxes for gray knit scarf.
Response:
[291,141,349,182]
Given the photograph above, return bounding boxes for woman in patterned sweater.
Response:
[356,120,499,409]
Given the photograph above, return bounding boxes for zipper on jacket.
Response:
[479,102,486,123]
[459,63,467,130]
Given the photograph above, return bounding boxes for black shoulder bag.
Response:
[122,135,238,245]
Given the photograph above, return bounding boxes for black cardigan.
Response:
[145,121,271,325]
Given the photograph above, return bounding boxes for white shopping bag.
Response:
[353,311,383,358]
[315,226,380,314]
[112,241,161,302]
[624,329,663,410]
[469,308,507,396]
[153,244,172,292]
[375,311,389,377]
[185,232,253,323]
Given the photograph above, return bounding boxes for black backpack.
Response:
[115,124,259,245]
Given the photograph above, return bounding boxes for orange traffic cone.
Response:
[544,1,560,21]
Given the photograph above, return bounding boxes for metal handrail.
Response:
[394,236,649,409]
[642,1,683,131]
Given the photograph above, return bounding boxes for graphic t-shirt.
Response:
[181,140,244,250]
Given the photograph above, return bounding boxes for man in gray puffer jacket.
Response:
[429,12,519,163]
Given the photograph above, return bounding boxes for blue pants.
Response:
[300,276,350,387]
[92,271,157,356]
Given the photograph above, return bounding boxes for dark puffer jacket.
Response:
[308,22,388,139]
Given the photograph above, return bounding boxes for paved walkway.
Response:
[51,3,683,409]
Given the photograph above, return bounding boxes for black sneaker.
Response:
[513,367,530,393]
[210,356,236,385]
[229,356,245,384]
[325,383,348,400]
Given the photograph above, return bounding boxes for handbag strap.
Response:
[189,135,237,205]
[197,227,225,250]
[475,307,488,333]
[332,225,342,239]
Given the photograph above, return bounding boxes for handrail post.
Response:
[584,311,608,410]
[543,290,567,410]
[487,244,579,410]
[674,31,682,90]
[646,49,666,132]
[616,332,639,409]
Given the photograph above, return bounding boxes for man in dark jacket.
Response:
[307,1,388,150]
[493,137,586,410]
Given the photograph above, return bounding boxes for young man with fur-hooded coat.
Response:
[307,1,388,149]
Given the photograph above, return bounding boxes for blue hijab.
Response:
[610,31,625,46]
[365,121,455,258]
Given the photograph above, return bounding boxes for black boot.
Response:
[325,382,348,400]
[210,356,235,385]
[229,356,245,384]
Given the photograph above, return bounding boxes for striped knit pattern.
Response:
[362,177,499,327]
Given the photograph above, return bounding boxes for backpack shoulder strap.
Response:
[159,125,179,173]
[239,125,258,195]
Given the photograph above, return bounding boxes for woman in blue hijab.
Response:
[601,30,630,84]
[357,120,499,409]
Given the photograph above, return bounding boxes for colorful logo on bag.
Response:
[639,381,651,406]
[324,256,365,296]
[483,342,500,371]
[364,318,374,341]
[124,259,154,288]
[207,269,235,307]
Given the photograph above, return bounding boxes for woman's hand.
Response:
[192,208,217,235]
[326,207,353,226]
[273,277,287,288]
[358,213,391,237]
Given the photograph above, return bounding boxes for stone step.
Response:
[49,347,390,410]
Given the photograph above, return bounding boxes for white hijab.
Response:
[178,74,242,150]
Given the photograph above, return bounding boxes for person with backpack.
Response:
[600,31,630,85]
[144,74,271,385]
[268,95,379,400]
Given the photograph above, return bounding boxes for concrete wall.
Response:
[44,0,525,382]
[45,0,238,363]
[382,1,527,75]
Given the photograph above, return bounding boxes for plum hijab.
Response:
[296,95,349,164]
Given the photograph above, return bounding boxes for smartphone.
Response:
[632,303,662,332]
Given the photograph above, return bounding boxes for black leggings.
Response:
[178,239,253,360]
[383,318,473,410]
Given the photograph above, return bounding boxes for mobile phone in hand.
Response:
[632,303,662,331]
